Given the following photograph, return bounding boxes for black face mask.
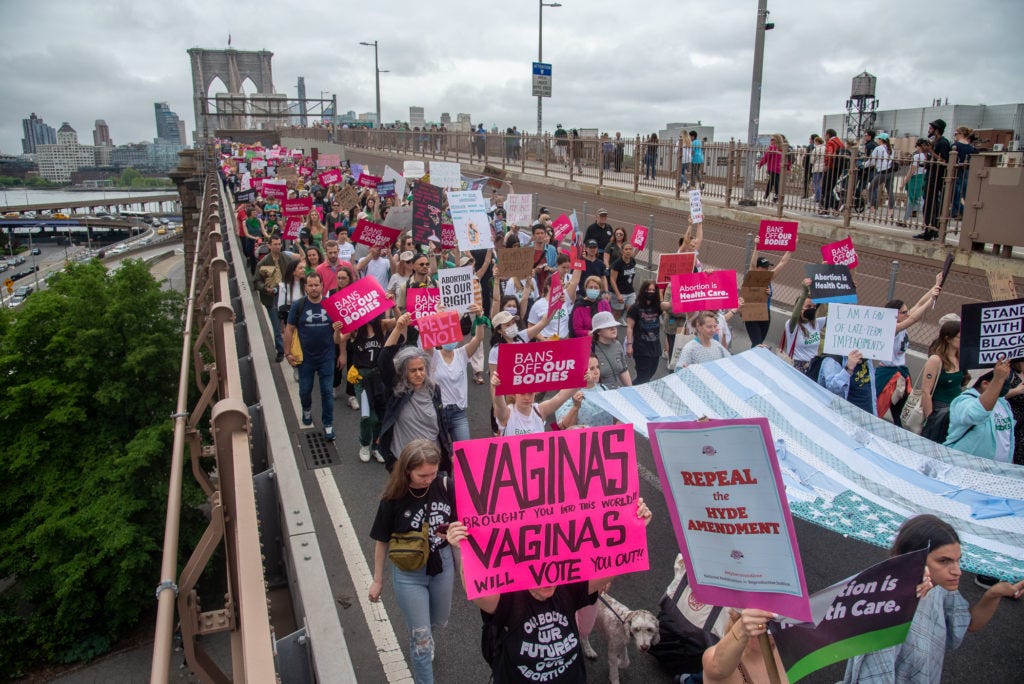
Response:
[802,308,816,321]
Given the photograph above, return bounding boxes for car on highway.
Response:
[156,227,167,235]
[0,263,7,273]
[3,212,20,218]
[13,285,33,298]
[160,218,170,225]
[53,213,70,219]
[7,294,26,308]
[30,247,40,255]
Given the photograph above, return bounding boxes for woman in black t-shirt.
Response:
[626,280,663,384]
[369,439,456,684]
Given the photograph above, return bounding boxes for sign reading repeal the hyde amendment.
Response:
[960,297,1024,367]
[824,304,898,362]
[670,270,738,314]
[453,424,648,599]
[437,266,475,315]
[649,419,812,623]
[324,279,394,334]
[352,219,400,249]
[805,264,857,304]
[495,337,590,396]
[821,236,859,269]
[757,220,799,251]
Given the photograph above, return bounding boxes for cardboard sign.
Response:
[670,270,739,314]
[649,419,812,623]
[377,181,396,198]
[383,165,406,199]
[430,161,462,189]
[495,337,590,396]
[805,264,857,304]
[406,287,441,326]
[418,311,462,349]
[757,220,799,251]
[689,189,704,224]
[498,246,537,280]
[352,219,400,249]
[988,269,1018,301]
[318,169,342,187]
[441,223,457,250]
[657,252,697,285]
[403,160,426,178]
[282,215,303,241]
[739,270,773,322]
[412,182,444,244]
[324,279,394,333]
[821,236,859,269]
[318,153,340,169]
[437,266,475,315]
[357,173,382,189]
[771,549,928,684]
[335,184,359,212]
[824,304,899,362]
[383,205,413,232]
[959,297,1024,368]
[282,197,313,217]
[447,189,494,251]
[452,424,648,599]
[506,194,533,226]
[631,224,649,251]
[551,213,575,244]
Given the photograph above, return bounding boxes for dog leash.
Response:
[598,593,627,626]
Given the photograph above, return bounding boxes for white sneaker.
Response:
[348,396,360,410]
[359,445,371,462]
[373,449,385,463]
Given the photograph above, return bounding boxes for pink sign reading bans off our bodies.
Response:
[406,287,441,326]
[495,337,590,396]
[317,169,342,187]
[352,219,401,249]
[671,270,739,314]
[757,220,799,251]
[821,236,859,269]
[453,424,649,599]
[324,279,394,334]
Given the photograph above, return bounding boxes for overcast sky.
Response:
[2,0,1022,154]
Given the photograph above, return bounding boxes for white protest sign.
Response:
[404,160,426,178]
[437,265,476,315]
[430,161,462,189]
[446,189,494,251]
[506,194,534,226]
[383,165,406,199]
[824,304,898,362]
[689,189,704,224]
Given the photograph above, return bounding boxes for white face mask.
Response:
[502,326,520,340]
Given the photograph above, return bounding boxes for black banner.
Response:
[959,297,1024,368]
[411,181,444,246]
[234,189,256,204]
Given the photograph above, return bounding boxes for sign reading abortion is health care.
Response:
[649,419,812,623]
[495,337,590,396]
[453,424,648,599]
[670,270,738,314]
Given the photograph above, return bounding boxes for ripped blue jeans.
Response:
[391,545,454,683]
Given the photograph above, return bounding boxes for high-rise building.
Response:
[176,120,187,146]
[36,123,96,182]
[93,119,112,146]
[410,106,425,128]
[154,102,185,143]
[440,112,452,125]
[21,112,57,154]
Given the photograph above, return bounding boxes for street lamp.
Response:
[359,41,389,128]
[740,0,773,205]
[537,1,562,135]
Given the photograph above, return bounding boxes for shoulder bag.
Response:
[388,502,430,572]
[900,365,933,435]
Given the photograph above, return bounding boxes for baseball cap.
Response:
[597,209,609,216]
[877,132,890,141]
[459,255,474,266]
[492,311,517,327]
[756,257,773,268]
[585,238,599,247]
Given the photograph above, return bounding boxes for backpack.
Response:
[480,610,509,670]
[804,354,830,384]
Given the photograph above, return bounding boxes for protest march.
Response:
[218,141,1024,684]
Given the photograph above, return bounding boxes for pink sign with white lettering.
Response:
[323,279,394,334]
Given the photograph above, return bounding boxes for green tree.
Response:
[117,168,143,187]
[0,259,193,672]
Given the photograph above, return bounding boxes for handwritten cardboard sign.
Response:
[382,205,413,232]
[506,194,533,226]
[670,270,739,314]
[757,220,799,251]
[335,184,359,212]
[438,266,475,315]
[805,264,857,304]
[318,169,342,187]
[403,160,426,178]
[824,304,898,362]
[821,236,859,269]
[406,287,441,326]
[282,216,303,241]
[412,181,444,244]
[447,189,494,251]
[649,419,812,623]
[987,270,1017,302]
[657,252,696,285]
[418,311,462,349]
[282,197,313,217]
[357,173,382,189]
[551,213,574,244]
[689,189,704,224]
[959,297,1024,368]
[430,161,462,189]
[631,224,649,251]
[498,246,537,280]
[495,337,590,396]
[324,278,394,334]
[453,424,648,599]
[352,219,400,249]
[739,269,774,322]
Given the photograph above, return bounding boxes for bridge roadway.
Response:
[0,192,179,213]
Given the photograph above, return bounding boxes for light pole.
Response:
[740,0,773,205]
[359,41,389,128]
[537,1,561,135]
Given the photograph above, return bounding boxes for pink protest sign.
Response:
[631,224,649,251]
[251,177,264,192]
[567,246,585,271]
[352,218,401,249]
[657,252,696,285]
[757,220,799,251]
[282,197,313,216]
[318,153,340,169]
[357,173,382,189]
[648,419,812,623]
[298,165,313,177]
[551,213,574,243]
[317,169,342,187]
[440,223,457,250]
[821,236,859,269]
[671,270,738,314]
[453,424,648,599]
[418,311,462,349]
[282,216,303,241]
[548,273,565,309]
[406,287,440,326]
[261,181,287,200]
[495,337,590,396]
[324,279,394,334]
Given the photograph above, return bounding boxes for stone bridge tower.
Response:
[188,48,274,140]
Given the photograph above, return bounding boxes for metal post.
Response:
[533,193,540,223]
[742,233,756,279]
[582,202,588,231]
[725,140,736,207]
[740,0,769,206]
[937,147,958,242]
[842,148,858,227]
[537,1,543,136]
[633,136,641,193]
[647,213,655,270]
[776,139,787,218]
[373,42,382,129]
[886,260,900,302]
[543,133,550,177]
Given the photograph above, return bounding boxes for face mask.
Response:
[441,342,459,351]
[504,308,518,317]
[502,326,520,340]
[802,308,816,321]
[586,288,601,300]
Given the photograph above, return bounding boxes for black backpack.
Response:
[804,354,839,384]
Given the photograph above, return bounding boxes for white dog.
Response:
[582,592,660,684]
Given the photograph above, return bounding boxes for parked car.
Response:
[8,295,25,308]
[13,285,33,297]
[30,247,41,255]
[156,227,167,235]
[53,213,70,219]
[3,212,19,218]
[13,256,25,265]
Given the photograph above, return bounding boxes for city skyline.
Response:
[1,0,1022,154]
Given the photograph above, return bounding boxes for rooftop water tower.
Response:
[845,71,879,139]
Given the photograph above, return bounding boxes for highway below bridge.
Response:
[65,153,1023,684]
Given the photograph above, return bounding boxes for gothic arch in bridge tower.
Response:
[188,48,275,138]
